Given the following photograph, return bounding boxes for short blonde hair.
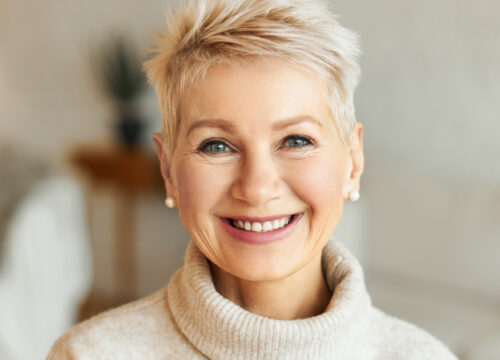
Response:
[144,0,361,157]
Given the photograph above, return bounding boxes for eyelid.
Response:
[198,138,227,147]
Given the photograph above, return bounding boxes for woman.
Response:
[48,0,457,358]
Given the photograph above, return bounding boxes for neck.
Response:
[210,251,331,320]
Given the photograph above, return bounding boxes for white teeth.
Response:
[251,222,263,232]
[262,221,273,232]
[232,215,294,232]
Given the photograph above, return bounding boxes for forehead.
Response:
[178,61,334,134]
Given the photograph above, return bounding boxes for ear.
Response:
[153,133,178,201]
[344,123,364,199]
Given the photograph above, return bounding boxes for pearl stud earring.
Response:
[165,196,176,208]
[348,190,360,202]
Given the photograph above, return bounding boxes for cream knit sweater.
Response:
[47,240,457,359]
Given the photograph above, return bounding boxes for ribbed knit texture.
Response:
[47,240,457,359]
[168,240,371,359]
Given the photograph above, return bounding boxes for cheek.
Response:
[173,159,231,223]
[285,154,347,220]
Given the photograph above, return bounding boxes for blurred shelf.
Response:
[69,145,163,192]
[69,144,164,319]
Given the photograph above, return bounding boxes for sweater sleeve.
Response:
[46,339,76,360]
[369,307,458,360]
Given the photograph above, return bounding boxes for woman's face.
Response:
[155,61,363,282]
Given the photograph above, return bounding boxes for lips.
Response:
[219,213,303,244]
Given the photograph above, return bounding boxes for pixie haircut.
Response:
[144,0,361,157]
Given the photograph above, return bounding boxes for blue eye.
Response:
[283,135,313,148]
[199,140,231,154]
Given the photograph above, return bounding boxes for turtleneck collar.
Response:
[167,239,373,359]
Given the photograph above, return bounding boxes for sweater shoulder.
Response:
[368,307,457,360]
[46,287,202,359]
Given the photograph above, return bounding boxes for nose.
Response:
[230,148,285,206]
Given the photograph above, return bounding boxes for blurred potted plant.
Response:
[93,35,147,147]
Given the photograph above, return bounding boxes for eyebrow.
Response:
[271,116,323,130]
[186,115,322,136]
[186,119,235,137]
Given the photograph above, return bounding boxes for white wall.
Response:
[0,0,177,161]
[335,0,500,182]
[332,1,500,355]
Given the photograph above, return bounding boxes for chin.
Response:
[224,245,309,282]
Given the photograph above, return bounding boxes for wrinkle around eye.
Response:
[195,145,241,163]
[198,152,241,164]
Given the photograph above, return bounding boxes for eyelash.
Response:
[281,135,314,149]
[198,139,232,154]
[197,135,314,155]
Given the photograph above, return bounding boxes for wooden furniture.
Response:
[69,145,163,318]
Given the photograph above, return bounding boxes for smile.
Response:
[229,215,294,232]
[219,213,303,245]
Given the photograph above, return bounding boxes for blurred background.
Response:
[0,0,499,359]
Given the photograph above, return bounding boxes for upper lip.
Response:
[221,213,298,222]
